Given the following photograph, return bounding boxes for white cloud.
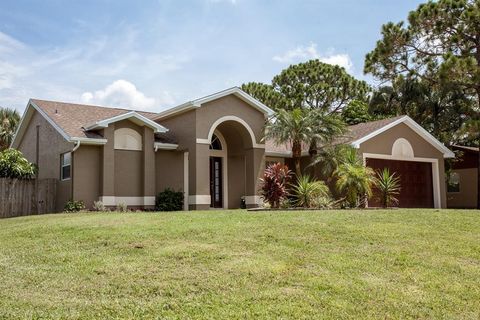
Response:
[80,80,157,110]
[0,29,186,111]
[207,0,237,4]
[273,43,353,72]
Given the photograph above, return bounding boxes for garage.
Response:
[367,158,434,208]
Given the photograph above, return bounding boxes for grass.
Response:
[0,209,479,319]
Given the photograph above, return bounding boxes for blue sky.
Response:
[0,0,424,112]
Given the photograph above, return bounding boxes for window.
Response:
[209,134,222,150]
[447,172,460,193]
[61,152,71,181]
[114,128,142,151]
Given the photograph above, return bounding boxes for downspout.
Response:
[72,140,81,152]
[70,140,81,203]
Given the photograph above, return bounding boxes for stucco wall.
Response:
[113,120,146,198]
[358,122,447,208]
[158,110,197,197]
[17,110,73,211]
[155,150,184,193]
[447,168,478,208]
[73,145,101,208]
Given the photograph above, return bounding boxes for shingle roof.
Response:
[338,115,405,144]
[452,145,479,153]
[31,99,159,139]
[154,131,178,144]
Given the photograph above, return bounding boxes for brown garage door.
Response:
[366,158,434,208]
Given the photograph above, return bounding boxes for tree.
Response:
[244,60,369,113]
[369,76,472,143]
[0,107,20,151]
[310,144,357,184]
[244,60,368,169]
[342,100,372,125]
[335,163,376,208]
[265,108,345,177]
[240,82,286,111]
[365,0,480,208]
[0,149,36,179]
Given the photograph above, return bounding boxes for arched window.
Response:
[209,134,222,150]
[391,138,414,158]
[114,128,142,151]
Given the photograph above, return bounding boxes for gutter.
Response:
[72,140,81,152]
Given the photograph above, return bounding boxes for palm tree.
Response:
[334,149,375,207]
[265,108,345,177]
[310,144,356,184]
[0,107,20,151]
[374,168,401,208]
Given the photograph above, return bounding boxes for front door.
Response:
[210,157,223,208]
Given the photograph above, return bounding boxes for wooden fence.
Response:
[0,178,57,218]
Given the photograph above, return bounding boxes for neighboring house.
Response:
[11,87,454,211]
[447,145,479,209]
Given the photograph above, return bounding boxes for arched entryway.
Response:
[205,116,262,209]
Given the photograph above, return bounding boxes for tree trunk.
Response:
[294,158,301,179]
[308,139,318,178]
[292,140,302,178]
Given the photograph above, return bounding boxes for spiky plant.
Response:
[374,168,401,208]
[292,175,330,208]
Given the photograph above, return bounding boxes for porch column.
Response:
[100,125,115,204]
[189,143,211,210]
[245,147,265,208]
[143,127,156,208]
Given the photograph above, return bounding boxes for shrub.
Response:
[260,163,292,208]
[374,168,401,208]
[0,148,36,179]
[292,175,330,208]
[334,151,376,209]
[315,195,337,209]
[116,202,128,212]
[155,188,184,211]
[92,201,106,212]
[64,200,85,212]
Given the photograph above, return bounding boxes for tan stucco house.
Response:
[447,145,479,209]
[11,87,454,211]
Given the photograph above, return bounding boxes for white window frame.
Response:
[60,152,71,181]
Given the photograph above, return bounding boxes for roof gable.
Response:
[350,116,454,158]
[84,111,167,133]
[154,87,274,120]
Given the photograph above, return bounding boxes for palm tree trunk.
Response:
[292,140,302,178]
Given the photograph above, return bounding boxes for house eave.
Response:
[154,87,274,121]
[85,111,168,133]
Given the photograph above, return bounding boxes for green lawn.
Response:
[0,210,479,319]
